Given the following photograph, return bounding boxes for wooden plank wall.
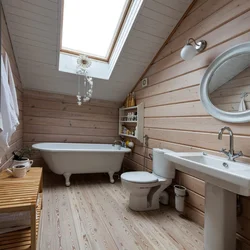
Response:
[23,90,121,167]
[0,5,23,170]
[123,0,250,248]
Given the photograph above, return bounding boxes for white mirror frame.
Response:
[200,42,250,123]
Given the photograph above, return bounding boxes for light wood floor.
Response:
[39,172,204,250]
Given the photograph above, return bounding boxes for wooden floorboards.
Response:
[39,172,204,250]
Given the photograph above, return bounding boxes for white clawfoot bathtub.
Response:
[32,143,131,186]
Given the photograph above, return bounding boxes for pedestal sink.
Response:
[164,152,250,250]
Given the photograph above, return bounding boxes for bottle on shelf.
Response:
[121,126,126,134]
[125,94,129,108]
[128,93,132,107]
[134,112,137,121]
[131,92,136,107]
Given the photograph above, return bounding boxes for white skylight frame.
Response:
[61,0,132,62]
[58,0,144,80]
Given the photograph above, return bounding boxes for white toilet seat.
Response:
[121,171,158,183]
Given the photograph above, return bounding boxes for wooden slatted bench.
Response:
[0,167,43,250]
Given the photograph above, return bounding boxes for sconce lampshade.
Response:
[180,44,197,60]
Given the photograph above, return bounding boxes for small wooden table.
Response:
[0,167,43,250]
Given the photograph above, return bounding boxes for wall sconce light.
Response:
[180,38,207,61]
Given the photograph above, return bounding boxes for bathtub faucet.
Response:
[113,140,126,148]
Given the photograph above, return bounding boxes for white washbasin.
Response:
[164,151,250,250]
[164,152,250,196]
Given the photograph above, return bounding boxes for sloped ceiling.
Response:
[2,0,193,101]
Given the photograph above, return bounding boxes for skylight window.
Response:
[61,0,131,61]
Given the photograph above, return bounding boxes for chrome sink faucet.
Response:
[218,126,243,161]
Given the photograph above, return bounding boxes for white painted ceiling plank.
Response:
[126,34,160,50]
[15,49,57,66]
[144,0,183,19]
[13,41,57,54]
[18,58,57,70]
[6,13,57,33]
[3,4,56,25]
[136,14,172,30]
[3,0,57,19]
[130,29,165,45]
[21,0,57,11]
[114,62,146,74]
[141,7,178,26]
[19,71,76,84]
[7,22,57,40]
[154,0,192,12]
[126,36,161,53]
[12,36,57,51]
[111,71,143,84]
[19,67,75,80]
[122,47,156,61]
[120,51,154,64]
[119,57,149,68]
[111,66,145,78]
[134,21,171,39]
[9,29,57,46]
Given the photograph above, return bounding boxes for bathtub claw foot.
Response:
[63,173,71,187]
[108,172,115,183]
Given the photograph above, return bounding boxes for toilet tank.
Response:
[152,148,175,179]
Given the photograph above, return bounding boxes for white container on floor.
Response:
[174,185,186,213]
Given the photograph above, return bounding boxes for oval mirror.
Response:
[200,42,250,123]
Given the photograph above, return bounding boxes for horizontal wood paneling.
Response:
[124,0,250,247]
[23,90,120,166]
[0,5,23,170]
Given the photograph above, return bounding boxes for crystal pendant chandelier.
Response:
[76,55,93,105]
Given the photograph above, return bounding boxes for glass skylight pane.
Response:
[62,0,128,59]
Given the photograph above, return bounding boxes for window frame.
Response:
[60,0,132,62]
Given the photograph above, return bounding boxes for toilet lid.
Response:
[121,171,158,183]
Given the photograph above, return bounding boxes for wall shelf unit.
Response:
[119,102,144,142]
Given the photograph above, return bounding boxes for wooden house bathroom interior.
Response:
[1,0,250,249]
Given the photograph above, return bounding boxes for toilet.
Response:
[121,148,175,211]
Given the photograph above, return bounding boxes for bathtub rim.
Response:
[32,142,131,153]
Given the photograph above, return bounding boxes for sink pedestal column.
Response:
[204,183,236,250]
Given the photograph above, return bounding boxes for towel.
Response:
[0,113,3,133]
[0,211,30,234]
[239,97,247,111]
[4,53,19,116]
[0,55,19,161]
